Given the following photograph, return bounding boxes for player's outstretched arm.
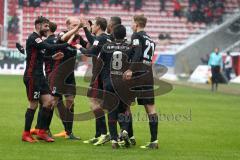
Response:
[44,52,64,60]
[74,39,102,57]
[34,37,69,51]
[74,44,99,57]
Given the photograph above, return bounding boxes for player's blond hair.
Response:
[133,14,147,28]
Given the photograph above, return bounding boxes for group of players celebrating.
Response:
[19,14,159,149]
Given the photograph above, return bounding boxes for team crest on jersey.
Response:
[35,38,42,43]
[133,39,139,46]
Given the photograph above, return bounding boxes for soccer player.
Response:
[107,16,121,41]
[51,17,86,140]
[30,21,63,137]
[22,16,70,143]
[75,17,111,145]
[99,24,133,149]
[107,16,136,146]
[16,22,64,137]
[123,15,159,149]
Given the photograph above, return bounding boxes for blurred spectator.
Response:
[188,0,195,6]
[134,0,142,11]
[158,32,171,45]
[83,0,90,13]
[123,0,130,11]
[214,2,224,24]
[224,51,232,81]
[173,0,182,18]
[29,0,41,7]
[109,0,122,6]
[201,54,210,64]
[72,0,82,13]
[159,0,165,12]
[204,5,213,24]
[8,14,19,34]
[42,0,53,2]
[158,32,171,40]
[18,0,24,8]
[229,19,240,33]
[92,0,103,5]
[186,0,225,25]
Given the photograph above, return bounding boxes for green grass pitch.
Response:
[0,75,239,160]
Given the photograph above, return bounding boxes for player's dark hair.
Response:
[49,21,57,33]
[88,20,93,26]
[35,16,49,26]
[113,24,126,40]
[133,14,147,28]
[95,17,107,31]
[110,16,121,27]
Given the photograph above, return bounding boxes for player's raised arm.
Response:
[83,26,95,45]
[60,17,82,42]
[74,17,109,56]
[81,18,96,44]
[43,52,64,60]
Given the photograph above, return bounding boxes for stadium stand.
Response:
[5,0,240,52]
[7,0,20,48]
[0,0,4,45]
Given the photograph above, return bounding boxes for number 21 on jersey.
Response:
[144,40,155,61]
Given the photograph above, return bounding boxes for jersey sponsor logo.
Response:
[35,38,42,43]
[133,39,140,46]
[93,40,99,46]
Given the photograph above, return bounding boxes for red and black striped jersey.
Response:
[24,32,68,77]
